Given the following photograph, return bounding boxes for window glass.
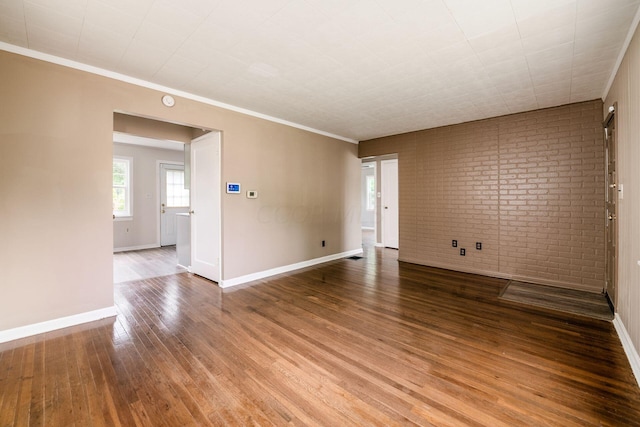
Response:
[166,169,189,207]
[113,158,131,217]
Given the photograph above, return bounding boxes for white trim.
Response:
[0,306,117,344]
[0,42,358,144]
[113,243,159,253]
[361,227,375,230]
[613,314,640,387]
[219,248,364,288]
[603,5,640,99]
[374,243,385,248]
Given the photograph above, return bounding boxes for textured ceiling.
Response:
[1,0,639,141]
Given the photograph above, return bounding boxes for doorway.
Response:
[361,162,376,247]
[112,113,221,284]
[604,105,617,310]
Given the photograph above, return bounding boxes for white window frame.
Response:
[113,156,133,221]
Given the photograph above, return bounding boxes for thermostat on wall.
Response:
[226,182,241,194]
[247,190,258,199]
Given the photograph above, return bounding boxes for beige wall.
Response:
[112,143,184,250]
[605,24,640,359]
[114,113,196,143]
[360,100,605,292]
[0,51,361,332]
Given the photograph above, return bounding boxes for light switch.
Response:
[247,190,258,199]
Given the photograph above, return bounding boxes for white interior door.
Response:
[190,132,221,283]
[160,163,188,246]
[381,159,399,249]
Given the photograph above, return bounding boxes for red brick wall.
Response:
[359,100,605,291]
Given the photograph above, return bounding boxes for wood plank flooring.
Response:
[500,280,614,321]
[2,247,640,426]
[113,246,186,283]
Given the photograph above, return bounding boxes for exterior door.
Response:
[160,163,188,246]
[604,106,617,309]
[381,159,399,249]
[190,132,221,283]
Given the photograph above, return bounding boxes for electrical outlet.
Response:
[476,242,482,250]
[460,248,465,256]
[452,240,457,248]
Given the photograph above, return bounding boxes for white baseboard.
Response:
[374,243,384,247]
[361,227,375,230]
[220,248,364,289]
[113,243,159,253]
[613,314,640,387]
[0,306,117,344]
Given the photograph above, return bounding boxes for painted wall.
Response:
[112,143,184,251]
[114,113,196,143]
[0,50,361,332]
[604,23,640,361]
[359,100,605,292]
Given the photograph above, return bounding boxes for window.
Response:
[113,157,132,217]
[166,169,189,207]
[366,175,376,211]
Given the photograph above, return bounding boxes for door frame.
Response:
[158,161,186,246]
[604,104,618,310]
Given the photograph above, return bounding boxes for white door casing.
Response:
[381,159,399,249]
[190,132,221,283]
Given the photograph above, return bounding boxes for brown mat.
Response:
[499,281,613,321]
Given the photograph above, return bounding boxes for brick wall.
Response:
[359,100,605,292]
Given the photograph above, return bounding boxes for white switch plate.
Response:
[247,190,258,199]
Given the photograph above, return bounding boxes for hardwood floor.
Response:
[113,246,187,283]
[2,246,640,426]
[500,280,614,321]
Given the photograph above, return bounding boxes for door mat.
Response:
[499,281,613,321]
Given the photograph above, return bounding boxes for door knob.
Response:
[609,183,616,189]
[161,209,165,214]
[190,210,195,214]
[608,214,616,221]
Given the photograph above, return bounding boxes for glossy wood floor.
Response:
[113,246,186,283]
[2,246,640,426]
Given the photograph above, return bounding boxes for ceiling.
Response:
[1,0,639,142]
